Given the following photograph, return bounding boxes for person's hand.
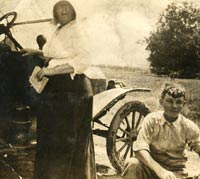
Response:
[21,48,41,56]
[189,141,200,155]
[36,68,46,81]
[157,170,177,179]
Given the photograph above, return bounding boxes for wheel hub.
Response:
[129,130,138,142]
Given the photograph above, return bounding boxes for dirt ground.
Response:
[94,135,122,179]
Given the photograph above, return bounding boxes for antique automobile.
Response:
[0,11,152,178]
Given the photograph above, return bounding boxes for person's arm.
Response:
[189,141,200,157]
[21,48,44,56]
[135,150,177,179]
[186,120,200,156]
[189,140,200,156]
[21,48,52,67]
[60,26,91,75]
[36,63,74,80]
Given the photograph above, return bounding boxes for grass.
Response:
[99,65,200,127]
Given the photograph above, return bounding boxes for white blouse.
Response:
[43,21,90,79]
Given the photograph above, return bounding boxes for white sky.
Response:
[0,0,199,68]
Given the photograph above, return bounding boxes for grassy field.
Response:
[99,65,200,127]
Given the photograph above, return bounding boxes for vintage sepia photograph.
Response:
[0,0,200,179]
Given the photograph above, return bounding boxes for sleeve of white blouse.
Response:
[43,37,78,60]
[70,29,91,75]
[59,25,91,79]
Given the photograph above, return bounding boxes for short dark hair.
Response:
[53,0,76,25]
[161,82,186,99]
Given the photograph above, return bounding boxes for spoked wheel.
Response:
[0,12,17,35]
[0,11,23,50]
[106,101,151,173]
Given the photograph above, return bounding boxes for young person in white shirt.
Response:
[122,82,200,179]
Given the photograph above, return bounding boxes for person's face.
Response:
[160,93,185,120]
[55,2,74,26]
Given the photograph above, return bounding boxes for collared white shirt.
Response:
[133,111,200,171]
[43,20,90,79]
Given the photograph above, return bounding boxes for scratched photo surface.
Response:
[0,0,200,179]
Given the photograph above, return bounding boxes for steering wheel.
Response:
[0,11,22,49]
[0,11,17,28]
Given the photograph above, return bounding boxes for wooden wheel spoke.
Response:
[135,113,142,129]
[132,111,135,129]
[117,142,128,153]
[125,117,131,131]
[130,145,133,157]
[116,137,128,142]
[119,127,131,136]
[123,144,130,159]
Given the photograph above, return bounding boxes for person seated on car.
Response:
[122,82,200,179]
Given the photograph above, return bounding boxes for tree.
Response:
[146,2,200,78]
